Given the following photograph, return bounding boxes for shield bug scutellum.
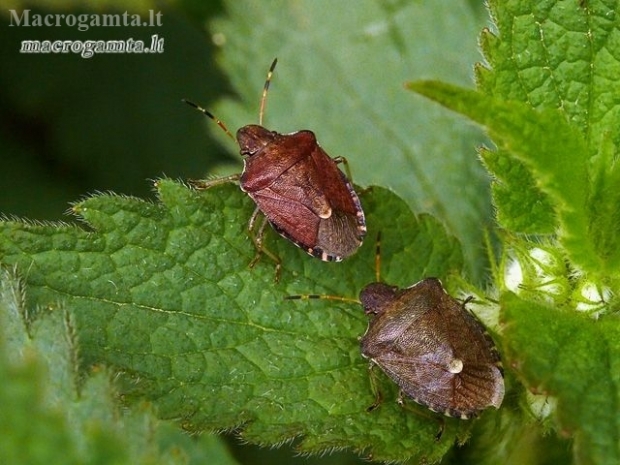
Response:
[287,234,504,427]
[183,59,366,280]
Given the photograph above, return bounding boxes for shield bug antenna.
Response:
[286,232,505,435]
[183,58,366,282]
[182,99,236,142]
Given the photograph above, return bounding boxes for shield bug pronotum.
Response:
[287,234,504,422]
[184,59,366,280]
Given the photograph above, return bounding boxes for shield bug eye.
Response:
[183,58,366,281]
[286,233,504,424]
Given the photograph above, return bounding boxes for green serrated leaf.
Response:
[0,181,474,463]
[587,133,620,272]
[0,269,122,465]
[476,1,620,245]
[477,146,556,233]
[501,291,620,465]
[0,268,239,465]
[479,0,620,150]
[405,81,608,277]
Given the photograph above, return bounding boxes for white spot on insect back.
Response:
[318,206,332,219]
[447,358,464,374]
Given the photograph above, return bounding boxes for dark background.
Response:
[0,2,235,220]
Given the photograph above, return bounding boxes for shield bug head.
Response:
[184,59,366,278]
[287,234,504,421]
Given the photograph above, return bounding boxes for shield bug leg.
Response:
[188,173,241,190]
[247,206,263,233]
[332,156,353,183]
[247,210,282,281]
[365,362,384,412]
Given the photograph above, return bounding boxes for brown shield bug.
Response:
[184,59,366,279]
[359,277,504,419]
[287,234,504,421]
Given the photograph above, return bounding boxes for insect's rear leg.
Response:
[247,208,282,282]
[332,156,353,181]
[366,362,384,412]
